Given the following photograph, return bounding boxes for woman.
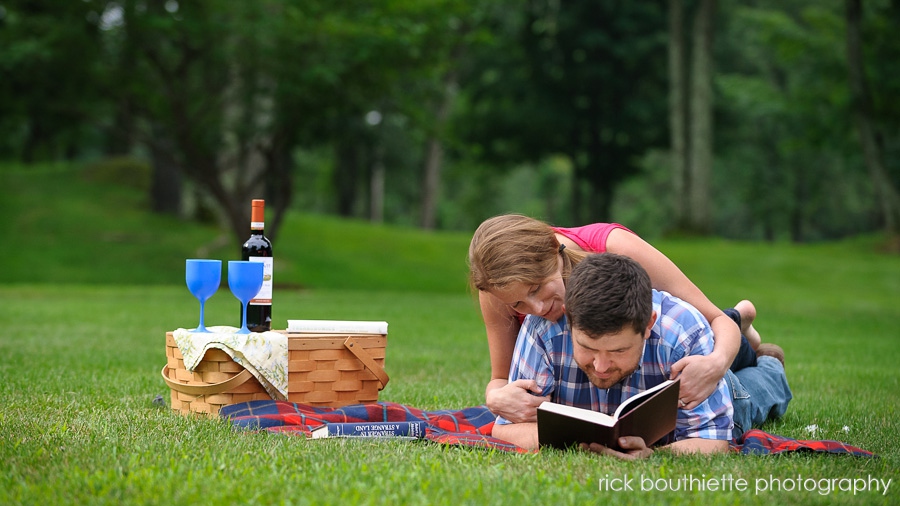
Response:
[468,214,760,423]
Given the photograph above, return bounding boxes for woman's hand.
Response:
[485,379,549,423]
[669,353,728,410]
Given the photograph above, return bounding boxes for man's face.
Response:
[571,313,656,390]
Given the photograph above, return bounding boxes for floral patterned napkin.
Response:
[173,326,287,400]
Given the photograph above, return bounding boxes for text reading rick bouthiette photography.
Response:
[598,473,893,496]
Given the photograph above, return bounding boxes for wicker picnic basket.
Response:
[161,331,390,416]
[285,333,389,407]
[161,332,272,416]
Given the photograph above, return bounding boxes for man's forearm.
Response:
[491,422,539,450]
[666,437,729,455]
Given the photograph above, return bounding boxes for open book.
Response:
[537,379,680,451]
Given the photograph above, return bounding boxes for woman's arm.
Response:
[480,291,548,422]
[480,290,519,384]
[605,228,741,408]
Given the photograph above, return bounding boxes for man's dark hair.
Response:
[565,253,653,337]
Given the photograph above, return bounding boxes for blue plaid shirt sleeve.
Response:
[677,381,733,441]
[654,297,734,441]
[672,331,733,441]
[494,318,562,426]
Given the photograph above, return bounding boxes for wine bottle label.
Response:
[250,221,265,230]
[248,256,273,305]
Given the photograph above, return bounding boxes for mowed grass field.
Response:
[1,164,898,505]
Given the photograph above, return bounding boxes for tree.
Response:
[845,0,900,249]
[368,0,484,230]
[668,0,687,226]
[113,0,273,242]
[273,0,475,229]
[419,47,461,230]
[714,1,892,242]
[687,0,716,234]
[0,0,107,161]
[459,0,668,224]
[100,0,454,243]
[669,0,717,234]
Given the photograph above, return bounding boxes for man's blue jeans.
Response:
[725,356,792,439]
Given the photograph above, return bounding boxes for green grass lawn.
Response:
[1,164,899,505]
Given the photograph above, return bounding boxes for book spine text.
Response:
[314,421,426,439]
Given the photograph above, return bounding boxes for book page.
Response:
[537,401,617,427]
[613,379,678,419]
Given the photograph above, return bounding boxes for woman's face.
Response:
[488,273,567,322]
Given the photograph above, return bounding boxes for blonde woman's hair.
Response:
[468,214,587,292]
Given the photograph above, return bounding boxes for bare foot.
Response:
[735,300,762,350]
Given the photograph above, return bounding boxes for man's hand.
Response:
[581,436,654,460]
[669,353,726,410]
[485,379,549,423]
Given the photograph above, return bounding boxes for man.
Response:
[491,253,792,458]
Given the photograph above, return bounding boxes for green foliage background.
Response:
[2,0,898,241]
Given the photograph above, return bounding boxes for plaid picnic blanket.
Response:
[219,400,876,457]
[220,400,529,453]
[733,429,875,456]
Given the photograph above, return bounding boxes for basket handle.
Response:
[160,365,255,396]
[343,336,390,390]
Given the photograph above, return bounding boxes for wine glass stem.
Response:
[241,302,249,331]
[198,300,206,330]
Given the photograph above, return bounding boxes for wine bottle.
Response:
[241,199,273,332]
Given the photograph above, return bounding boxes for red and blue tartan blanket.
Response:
[219,400,876,457]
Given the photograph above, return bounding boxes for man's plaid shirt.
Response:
[496,289,734,442]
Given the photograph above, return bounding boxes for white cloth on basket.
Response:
[173,326,287,400]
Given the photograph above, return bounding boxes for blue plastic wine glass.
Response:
[228,260,264,334]
[185,259,222,333]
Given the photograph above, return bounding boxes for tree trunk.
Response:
[420,137,443,229]
[845,0,900,250]
[420,74,459,230]
[149,130,183,216]
[264,131,294,243]
[687,0,716,234]
[22,119,45,163]
[107,0,137,157]
[668,0,688,226]
[335,138,361,217]
[587,175,614,225]
[789,165,807,242]
[370,146,385,223]
[569,128,584,225]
